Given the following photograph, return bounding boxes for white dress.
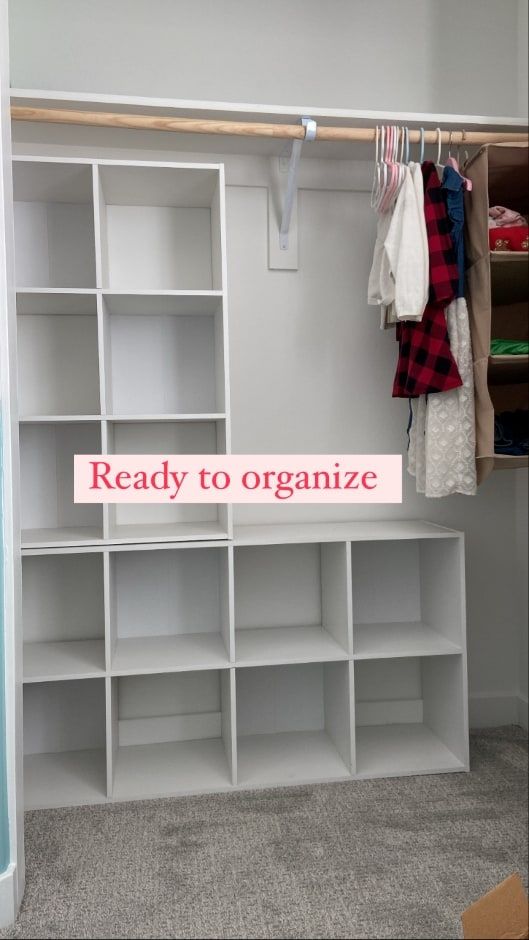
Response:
[408,296,477,497]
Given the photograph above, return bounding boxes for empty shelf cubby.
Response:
[20,421,104,548]
[102,292,226,417]
[24,678,107,809]
[109,546,231,674]
[97,164,223,291]
[17,291,100,418]
[105,419,230,542]
[22,551,105,682]
[13,160,97,289]
[236,662,353,787]
[354,655,467,777]
[234,542,351,666]
[110,669,235,800]
[350,538,463,660]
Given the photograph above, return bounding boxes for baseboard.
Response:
[469,692,521,728]
[517,694,528,731]
[0,863,17,929]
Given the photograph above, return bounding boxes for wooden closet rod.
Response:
[9,106,529,144]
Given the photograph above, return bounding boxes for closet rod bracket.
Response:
[279,116,317,250]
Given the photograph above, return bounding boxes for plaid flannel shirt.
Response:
[393,161,462,398]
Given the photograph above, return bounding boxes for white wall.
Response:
[8,0,529,117]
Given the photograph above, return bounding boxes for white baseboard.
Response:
[517,694,528,731]
[469,691,529,729]
[0,863,17,929]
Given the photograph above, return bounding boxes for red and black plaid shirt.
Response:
[393,161,462,398]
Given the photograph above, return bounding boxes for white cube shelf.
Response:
[105,419,230,542]
[24,678,107,810]
[13,160,97,289]
[20,522,468,809]
[351,538,463,659]
[17,291,100,418]
[354,655,467,777]
[234,542,351,666]
[236,662,353,787]
[96,164,223,291]
[102,292,226,417]
[22,551,105,682]
[109,546,232,674]
[20,421,104,548]
[110,669,235,800]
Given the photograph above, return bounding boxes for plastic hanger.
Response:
[419,127,425,164]
[448,130,473,190]
[435,127,444,169]
[446,129,473,190]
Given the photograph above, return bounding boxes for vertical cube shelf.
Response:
[234,542,351,665]
[24,679,107,809]
[350,538,464,659]
[101,292,226,417]
[354,655,468,777]
[104,419,230,542]
[20,421,104,547]
[96,164,223,290]
[22,551,106,682]
[236,662,353,787]
[17,291,100,418]
[110,669,236,800]
[109,545,232,674]
[13,159,97,289]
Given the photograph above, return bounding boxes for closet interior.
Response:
[8,96,527,810]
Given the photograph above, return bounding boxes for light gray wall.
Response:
[8,0,529,117]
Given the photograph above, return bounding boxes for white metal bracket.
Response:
[268,116,316,270]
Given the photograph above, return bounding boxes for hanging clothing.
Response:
[441,164,466,298]
[422,161,460,304]
[408,163,477,496]
[368,164,429,327]
[408,297,477,496]
[392,304,464,396]
[393,161,462,398]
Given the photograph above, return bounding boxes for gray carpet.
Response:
[2,726,527,940]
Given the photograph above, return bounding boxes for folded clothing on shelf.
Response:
[488,206,527,227]
[490,339,529,356]
[489,224,529,252]
[494,409,529,455]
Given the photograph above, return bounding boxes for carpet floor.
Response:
[1,726,527,940]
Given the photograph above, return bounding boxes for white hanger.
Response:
[419,127,425,164]
[436,127,443,168]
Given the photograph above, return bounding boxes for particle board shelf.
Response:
[21,526,105,549]
[112,739,233,802]
[111,634,230,675]
[237,731,351,787]
[24,749,108,810]
[235,625,349,667]
[355,723,466,778]
[107,521,230,544]
[353,622,462,660]
[105,413,226,423]
[23,640,106,682]
[102,290,223,316]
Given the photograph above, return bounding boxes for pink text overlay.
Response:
[75,455,402,504]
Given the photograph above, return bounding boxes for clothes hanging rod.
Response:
[9,106,529,144]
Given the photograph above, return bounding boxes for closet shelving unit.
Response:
[22,522,468,809]
[13,155,232,548]
[9,90,527,811]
